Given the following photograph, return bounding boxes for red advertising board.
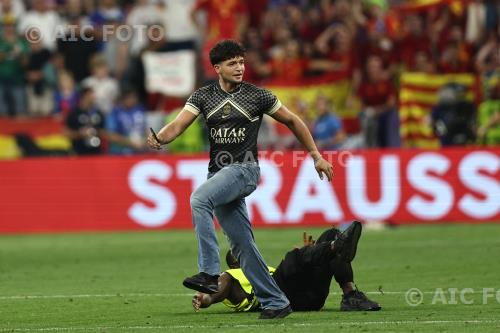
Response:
[0,148,498,233]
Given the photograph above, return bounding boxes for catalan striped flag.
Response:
[399,72,477,148]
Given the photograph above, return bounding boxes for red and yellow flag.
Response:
[399,72,476,148]
[394,0,467,14]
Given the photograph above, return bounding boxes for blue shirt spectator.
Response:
[54,71,79,119]
[313,96,346,150]
[106,89,147,155]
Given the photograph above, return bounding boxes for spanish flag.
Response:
[399,72,476,148]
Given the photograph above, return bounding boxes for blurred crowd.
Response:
[0,0,499,156]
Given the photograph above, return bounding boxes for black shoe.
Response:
[333,221,362,262]
[340,290,381,311]
[258,305,292,319]
[182,272,219,294]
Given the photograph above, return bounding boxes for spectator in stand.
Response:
[413,50,436,73]
[89,0,123,26]
[298,6,327,49]
[160,0,198,47]
[428,6,456,52]
[477,80,500,146]
[246,0,268,28]
[191,0,248,80]
[252,39,309,84]
[397,14,432,71]
[128,23,192,108]
[439,43,471,74]
[258,7,286,50]
[57,15,99,82]
[0,0,25,23]
[101,15,129,81]
[266,24,293,60]
[82,54,120,114]
[361,0,399,77]
[313,23,361,86]
[106,88,147,155]
[438,25,473,73]
[313,21,364,110]
[88,0,124,48]
[18,0,61,52]
[54,71,78,119]
[88,0,130,80]
[59,0,89,24]
[475,32,499,79]
[465,0,499,46]
[65,87,106,155]
[312,95,346,151]
[241,28,267,83]
[431,83,476,146]
[357,55,399,148]
[329,0,366,35]
[25,28,53,116]
[126,0,163,57]
[0,17,29,117]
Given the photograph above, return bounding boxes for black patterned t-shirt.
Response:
[184,81,282,172]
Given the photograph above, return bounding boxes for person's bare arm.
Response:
[192,273,234,311]
[147,109,198,149]
[269,106,333,181]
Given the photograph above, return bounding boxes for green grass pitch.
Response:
[1,224,500,332]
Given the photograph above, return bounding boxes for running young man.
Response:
[147,40,333,319]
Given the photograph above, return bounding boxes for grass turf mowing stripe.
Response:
[0,290,495,299]
[1,320,500,332]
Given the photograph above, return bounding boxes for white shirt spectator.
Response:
[18,2,61,51]
[161,0,198,42]
[0,0,25,18]
[82,76,120,114]
[126,0,164,56]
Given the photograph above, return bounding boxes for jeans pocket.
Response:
[239,165,259,197]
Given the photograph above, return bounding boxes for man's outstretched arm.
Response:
[270,106,334,181]
[192,273,234,311]
[147,109,198,149]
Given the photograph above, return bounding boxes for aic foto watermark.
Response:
[405,288,500,306]
[214,150,353,169]
[25,24,165,43]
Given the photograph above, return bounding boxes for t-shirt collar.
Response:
[217,81,242,95]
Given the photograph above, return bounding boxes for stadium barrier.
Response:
[0,148,498,233]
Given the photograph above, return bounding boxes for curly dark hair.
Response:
[209,40,246,65]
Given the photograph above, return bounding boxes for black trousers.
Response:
[272,228,354,311]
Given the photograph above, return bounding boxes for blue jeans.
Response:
[190,162,290,310]
[0,83,27,116]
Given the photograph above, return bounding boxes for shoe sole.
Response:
[340,221,362,262]
[182,280,218,294]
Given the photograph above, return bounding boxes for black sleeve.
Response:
[66,111,80,130]
[184,89,202,116]
[259,88,282,116]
